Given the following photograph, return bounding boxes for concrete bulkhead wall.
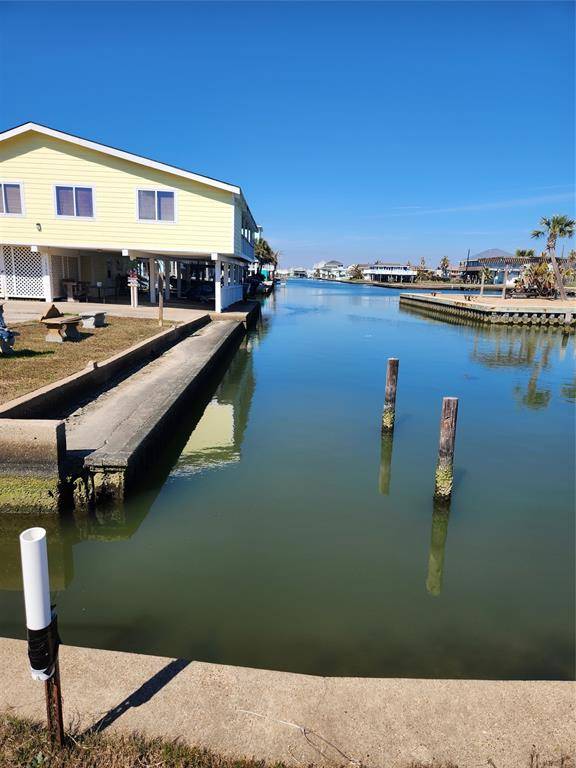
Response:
[0,316,209,514]
[0,419,66,513]
[399,293,576,328]
[0,315,210,420]
[85,320,246,505]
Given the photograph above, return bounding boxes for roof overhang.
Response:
[0,122,241,195]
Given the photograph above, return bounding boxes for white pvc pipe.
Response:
[19,527,51,631]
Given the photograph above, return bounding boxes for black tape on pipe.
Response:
[27,613,60,677]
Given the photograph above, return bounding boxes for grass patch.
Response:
[0,317,172,405]
[0,714,287,768]
[0,714,573,768]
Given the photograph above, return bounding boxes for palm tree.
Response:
[348,264,364,281]
[531,215,575,300]
[254,237,279,269]
[515,248,535,260]
[438,255,450,278]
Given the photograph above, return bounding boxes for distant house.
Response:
[347,263,372,277]
[315,260,347,280]
[363,262,417,283]
[434,264,461,281]
[459,249,515,283]
[0,122,259,312]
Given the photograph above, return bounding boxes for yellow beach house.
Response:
[0,122,259,312]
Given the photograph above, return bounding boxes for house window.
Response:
[0,183,23,215]
[138,190,175,221]
[55,186,94,217]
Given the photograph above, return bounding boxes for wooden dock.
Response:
[399,292,576,329]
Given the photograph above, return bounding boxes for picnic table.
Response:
[40,304,82,343]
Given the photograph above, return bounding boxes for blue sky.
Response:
[1,1,574,267]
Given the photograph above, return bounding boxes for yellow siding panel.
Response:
[0,133,235,253]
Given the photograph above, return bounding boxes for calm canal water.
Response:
[1,280,574,679]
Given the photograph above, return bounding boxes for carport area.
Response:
[1,245,250,313]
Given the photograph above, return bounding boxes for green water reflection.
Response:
[0,281,574,679]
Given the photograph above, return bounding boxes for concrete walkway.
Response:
[2,298,259,326]
[1,639,574,767]
[67,319,242,472]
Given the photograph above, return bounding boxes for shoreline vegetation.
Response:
[0,714,573,768]
[313,277,576,293]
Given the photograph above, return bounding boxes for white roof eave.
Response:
[0,122,241,195]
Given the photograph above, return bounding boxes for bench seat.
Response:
[80,311,107,329]
[41,315,83,343]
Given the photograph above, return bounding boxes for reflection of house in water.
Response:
[173,341,255,476]
[0,501,151,594]
[0,335,258,596]
[470,328,560,410]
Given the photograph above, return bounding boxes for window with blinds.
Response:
[138,189,175,221]
[0,183,23,215]
[55,185,94,217]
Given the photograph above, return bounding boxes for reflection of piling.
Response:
[381,358,399,433]
[426,500,450,596]
[378,432,394,495]
[434,397,458,500]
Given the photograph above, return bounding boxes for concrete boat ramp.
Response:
[67,318,244,506]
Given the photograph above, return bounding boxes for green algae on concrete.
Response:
[0,475,61,514]
[92,471,125,506]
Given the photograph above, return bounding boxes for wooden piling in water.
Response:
[381,358,399,433]
[434,397,458,500]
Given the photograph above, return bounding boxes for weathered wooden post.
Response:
[426,500,451,597]
[158,272,164,327]
[501,269,508,299]
[381,358,399,433]
[434,397,459,500]
[479,270,485,297]
[20,528,64,747]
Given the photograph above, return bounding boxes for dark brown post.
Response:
[434,397,458,499]
[45,660,64,746]
[158,272,164,327]
[381,358,399,432]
